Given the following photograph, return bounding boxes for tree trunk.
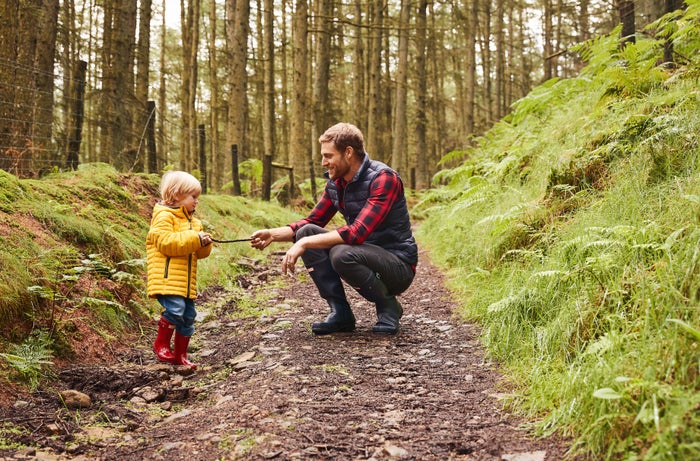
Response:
[209,0,222,189]
[158,0,168,169]
[366,0,384,157]
[312,0,332,200]
[543,0,554,81]
[414,0,429,189]
[67,60,87,170]
[135,0,152,173]
[225,0,250,187]
[465,0,477,136]
[114,0,137,170]
[34,0,60,167]
[391,0,410,174]
[494,0,505,118]
[290,0,308,187]
[0,0,59,174]
[181,0,200,171]
[617,0,636,46]
[280,0,290,166]
[480,0,493,123]
[262,0,276,200]
[352,1,366,132]
[662,0,683,64]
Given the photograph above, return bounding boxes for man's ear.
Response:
[345,146,354,158]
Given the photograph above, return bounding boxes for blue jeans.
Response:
[157,295,196,337]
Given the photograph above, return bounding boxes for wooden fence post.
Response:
[198,124,207,193]
[263,154,272,201]
[146,101,157,174]
[66,60,87,170]
[231,144,241,196]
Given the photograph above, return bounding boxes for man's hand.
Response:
[250,226,295,250]
[250,230,273,250]
[281,239,306,274]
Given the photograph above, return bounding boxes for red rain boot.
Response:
[173,332,197,369]
[153,317,177,363]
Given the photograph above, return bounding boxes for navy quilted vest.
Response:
[325,154,418,266]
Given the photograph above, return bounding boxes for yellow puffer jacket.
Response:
[146,203,212,299]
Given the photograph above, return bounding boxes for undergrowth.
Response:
[416,5,700,460]
[0,163,301,391]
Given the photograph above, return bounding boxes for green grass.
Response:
[415,12,700,461]
[0,163,302,389]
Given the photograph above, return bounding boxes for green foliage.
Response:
[0,330,54,391]
[417,16,700,461]
[0,163,302,391]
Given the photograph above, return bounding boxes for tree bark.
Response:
[226,0,250,188]
[366,0,384,158]
[617,0,636,46]
[181,0,201,171]
[262,0,276,200]
[290,0,308,187]
[391,0,410,174]
[414,0,429,189]
[135,0,153,173]
[352,1,366,132]
[209,0,222,189]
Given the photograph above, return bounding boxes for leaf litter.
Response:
[0,254,574,460]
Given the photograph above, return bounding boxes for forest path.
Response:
[1,252,571,460]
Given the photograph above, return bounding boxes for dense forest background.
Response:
[0,0,682,196]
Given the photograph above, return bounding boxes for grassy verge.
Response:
[415,15,700,461]
[0,163,301,390]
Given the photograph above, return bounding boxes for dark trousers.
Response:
[297,224,415,296]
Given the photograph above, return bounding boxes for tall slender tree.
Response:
[290,0,309,186]
[135,0,153,173]
[226,0,250,193]
[391,0,410,174]
[208,0,222,189]
[414,0,429,189]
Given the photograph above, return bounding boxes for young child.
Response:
[146,170,213,369]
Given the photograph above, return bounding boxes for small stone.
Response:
[138,387,162,403]
[215,395,234,407]
[229,351,256,365]
[161,441,186,451]
[162,409,192,424]
[502,451,547,461]
[200,349,218,357]
[13,400,30,408]
[174,366,197,376]
[130,396,147,406]
[59,390,91,409]
[383,444,408,458]
[45,423,61,435]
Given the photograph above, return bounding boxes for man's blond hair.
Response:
[319,123,365,157]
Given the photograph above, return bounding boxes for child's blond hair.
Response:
[159,171,202,206]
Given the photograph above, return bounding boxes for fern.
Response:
[0,330,54,391]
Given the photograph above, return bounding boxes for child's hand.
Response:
[199,232,213,246]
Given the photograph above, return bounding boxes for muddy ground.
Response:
[0,252,573,460]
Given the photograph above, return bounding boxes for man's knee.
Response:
[329,245,355,271]
[297,224,326,239]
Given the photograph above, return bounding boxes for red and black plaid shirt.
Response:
[289,170,402,245]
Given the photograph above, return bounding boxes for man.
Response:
[250,122,418,335]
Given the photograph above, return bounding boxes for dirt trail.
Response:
[0,253,570,460]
